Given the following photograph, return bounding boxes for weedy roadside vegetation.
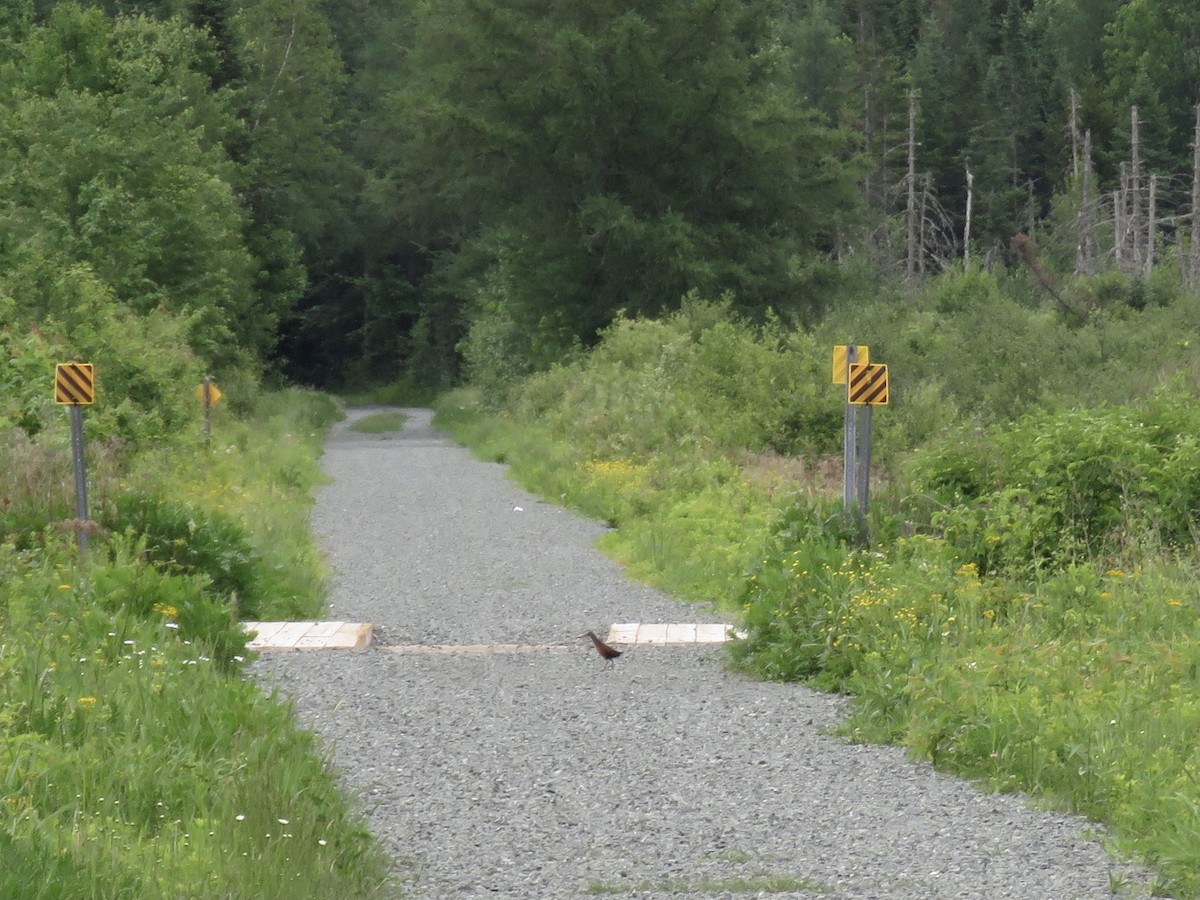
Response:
[436,275,1200,899]
[0,388,394,899]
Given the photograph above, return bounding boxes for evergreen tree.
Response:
[390,0,859,378]
[275,0,424,387]
[1105,0,1200,174]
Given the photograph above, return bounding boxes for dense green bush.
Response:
[0,274,210,446]
[813,268,1200,437]
[102,490,265,620]
[514,297,840,460]
[907,396,1200,575]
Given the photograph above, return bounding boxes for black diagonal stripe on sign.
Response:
[60,367,89,400]
[56,364,94,404]
[848,364,872,403]
[861,377,887,404]
[849,364,887,404]
[863,365,888,404]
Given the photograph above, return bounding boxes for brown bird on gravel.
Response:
[580,630,622,669]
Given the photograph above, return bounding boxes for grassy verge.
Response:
[0,389,394,899]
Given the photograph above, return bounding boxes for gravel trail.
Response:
[252,408,1158,899]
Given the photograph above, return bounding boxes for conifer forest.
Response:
[4,1,1198,391]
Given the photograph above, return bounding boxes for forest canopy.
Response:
[2,0,1199,396]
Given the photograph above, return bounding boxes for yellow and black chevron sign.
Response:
[54,362,95,405]
[848,363,888,405]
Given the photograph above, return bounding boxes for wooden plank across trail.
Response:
[606,622,738,645]
[244,621,736,652]
[244,621,373,651]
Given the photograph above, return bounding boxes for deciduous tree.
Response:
[390,0,859,377]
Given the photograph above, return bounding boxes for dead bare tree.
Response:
[1076,129,1100,276]
[906,88,918,282]
[1013,233,1085,321]
[1192,105,1200,288]
[964,166,974,269]
[1131,106,1143,270]
[1147,173,1157,276]
[1115,164,1129,270]
[1068,88,1081,184]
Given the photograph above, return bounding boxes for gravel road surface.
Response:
[251,408,1158,899]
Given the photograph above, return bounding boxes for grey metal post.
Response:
[843,344,858,512]
[69,405,89,553]
[203,375,213,445]
[856,404,873,517]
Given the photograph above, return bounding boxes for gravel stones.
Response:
[251,408,1159,899]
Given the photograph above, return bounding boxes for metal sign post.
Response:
[54,362,95,553]
[832,347,889,543]
[69,405,89,553]
[856,404,873,516]
[196,377,223,445]
[842,344,859,513]
[203,375,213,444]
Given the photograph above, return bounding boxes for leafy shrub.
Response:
[6,265,210,445]
[102,490,265,619]
[907,395,1200,575]
[0,314,61,438]
[1071,270,1174,314]
[251,386,342,435]
[514,297,840,460]
[458,265,583,408]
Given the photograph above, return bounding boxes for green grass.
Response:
[339,378,437,407]
[349,411,409,434]
[125,387,343,622]
[0,388,394,899]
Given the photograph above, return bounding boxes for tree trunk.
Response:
[964,166,973,269]
[1069,88,1081,183]
[906,89,918,282]
[1147,173,1157,276]
[1192,105,1200,287]
[1076,129,1097,277]
[853,0,901,221]
[919,173,930,277]
[1116,165,1128,270]
[856,1,880,211]
[1130,106,1143,272]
